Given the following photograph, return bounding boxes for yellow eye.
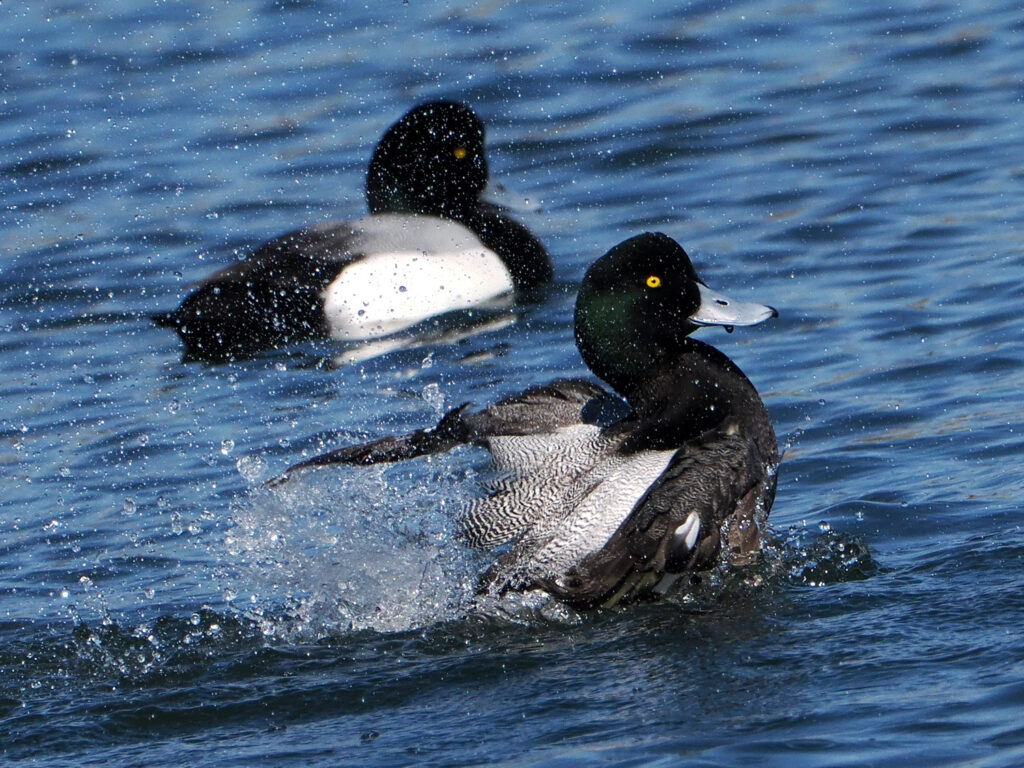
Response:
[453,146,468,160]
[646,275,662,288]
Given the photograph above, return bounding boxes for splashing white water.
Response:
[225,455,485,638]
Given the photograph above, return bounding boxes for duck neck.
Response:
[459,203,552,294]
[606,338,769,449]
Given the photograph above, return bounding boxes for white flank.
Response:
[322,247,513,340]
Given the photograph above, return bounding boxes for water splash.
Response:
[782,527,877,587]
[218,449,874,635]
[224,457,485,639]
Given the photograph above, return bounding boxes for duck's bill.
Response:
[691,283,778,327]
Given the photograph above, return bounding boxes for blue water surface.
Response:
[3,0,1024,765]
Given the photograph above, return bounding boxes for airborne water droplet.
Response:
[236,454,266,482]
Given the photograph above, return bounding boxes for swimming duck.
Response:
[158,101,552,360]
[273,232,778,609]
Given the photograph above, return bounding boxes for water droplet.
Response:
[236,454,266,482]
[421,382,445,413]
[221,439,235,455]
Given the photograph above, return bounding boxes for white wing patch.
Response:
[674,511,701,551]
[321,248,514,340]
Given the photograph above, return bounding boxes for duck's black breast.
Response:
[618,339,776,456]
[461,202,552,294]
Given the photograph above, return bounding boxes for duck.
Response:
[271,232,778,609]
[157,100,552,360]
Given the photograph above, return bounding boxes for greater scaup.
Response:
[272,232,778,609]
[158,101,551,360]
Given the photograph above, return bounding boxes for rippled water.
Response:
[3,0,1024,765]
